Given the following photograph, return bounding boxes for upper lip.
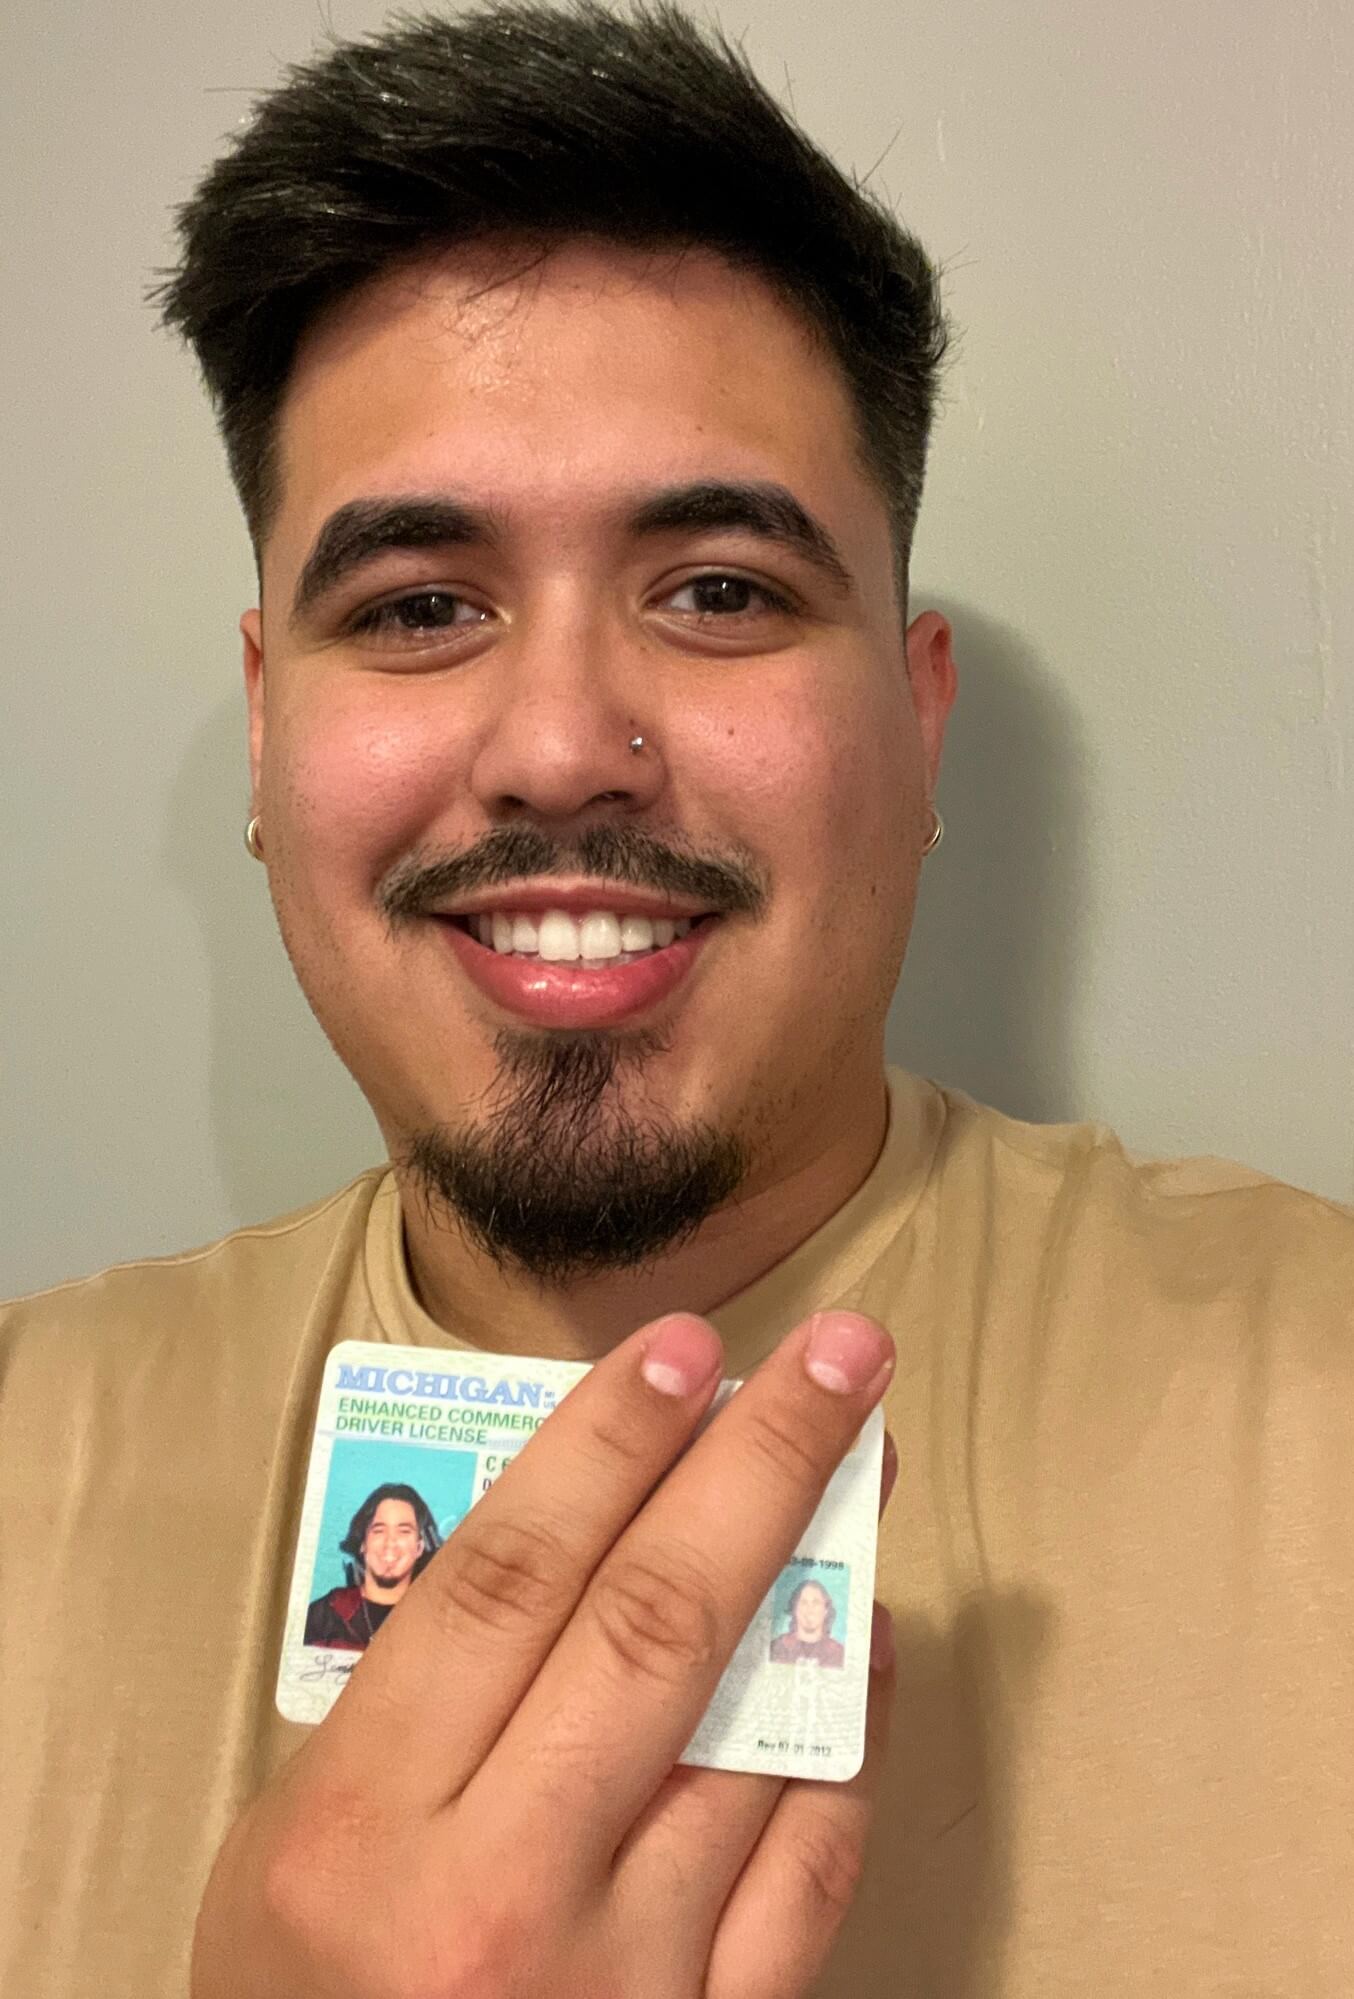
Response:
[431,883,718,922]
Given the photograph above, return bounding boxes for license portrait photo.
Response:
[304,1440,476,1651]
[769,1564,849,1669]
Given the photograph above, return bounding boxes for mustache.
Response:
[377,823,769,925]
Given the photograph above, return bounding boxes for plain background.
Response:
[4,0,1351,1297]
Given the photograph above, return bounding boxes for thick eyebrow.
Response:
[290,477,852,626]
[628,481,854,595]
[290,497,497,626]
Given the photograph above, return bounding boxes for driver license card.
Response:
[277,1338,882,1781]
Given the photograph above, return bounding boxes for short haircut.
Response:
[339,1481,443,1578]
[156,2,948,570]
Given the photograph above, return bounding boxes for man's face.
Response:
[245,240,953,1279]
[794,1584,830,1641]
[360,1498,423,1590]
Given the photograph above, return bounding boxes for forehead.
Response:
[368,1500,417,1530]
[270,238,884,571]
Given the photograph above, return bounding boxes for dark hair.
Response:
[339,1481,443,1584]
[786,1577,836,1634]
[155,2,948,566]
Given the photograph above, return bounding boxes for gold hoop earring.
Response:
[922,809,944,855]
[244,815,265,862]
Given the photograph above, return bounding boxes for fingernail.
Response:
[803,1313,893,1395]
[870,1602,895,1672]
[640,1314,722,1398]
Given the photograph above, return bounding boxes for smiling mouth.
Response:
[441,911,722,966]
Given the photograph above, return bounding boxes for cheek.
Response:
[702,668,918,923]
[265,677,465,884]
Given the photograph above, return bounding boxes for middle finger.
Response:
[467,1311,893,1863]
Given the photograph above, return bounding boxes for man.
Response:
[2,5,1351,1996]
[771,1579,846,1669]
[304,1483,443,1649]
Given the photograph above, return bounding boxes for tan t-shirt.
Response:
[4,1070,1352,1996]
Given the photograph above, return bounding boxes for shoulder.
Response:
[2,1171,388,1347]
[314,1586,362,1619]
[936,1080,1352,1205]
[930,1082,1354,1279]
[304,1586,364,1648]
[904,1086,1354,1466]
[0,1171,390,1431]
[874,1080,1354,1411]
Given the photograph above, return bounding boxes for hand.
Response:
[193,1309,897,1999]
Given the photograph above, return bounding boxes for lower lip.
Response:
[438,918,719,1028]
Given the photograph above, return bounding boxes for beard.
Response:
[364,1565,410,1589]
[403,1027,749,1284]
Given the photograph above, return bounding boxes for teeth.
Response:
[464,909,697,962]
[619,916,656,953]
[538,912,581,962]
[579,912,622,960]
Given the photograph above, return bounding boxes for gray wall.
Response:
[4,0,1351,1296]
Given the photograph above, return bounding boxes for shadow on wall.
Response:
[165,698,384,1229]
[887,603,1091,1126]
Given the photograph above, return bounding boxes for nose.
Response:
[467,591,665,821]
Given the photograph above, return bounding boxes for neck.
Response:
[398,1069,891,1361]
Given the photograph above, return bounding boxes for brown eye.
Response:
[350,591,487,638]
[688,577,752,614]
[663,573,793,617]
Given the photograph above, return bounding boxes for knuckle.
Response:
[262,1814,528,1999]
[739,1400,827,1491]
[433,1512,577,1638]
[236,1784,548,1999]
[578,1401,656,1477]
[589,1550,721,1688]
[783,1811,866,1925]
[255,1781,390,1937]
[394,1902,528,1999]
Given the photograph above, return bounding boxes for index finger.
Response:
[318,1312,727,1807]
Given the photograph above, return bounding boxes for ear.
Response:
[903,609,958,794]
[241,607,265,811]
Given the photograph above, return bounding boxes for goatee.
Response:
[404,1030,748,1284]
